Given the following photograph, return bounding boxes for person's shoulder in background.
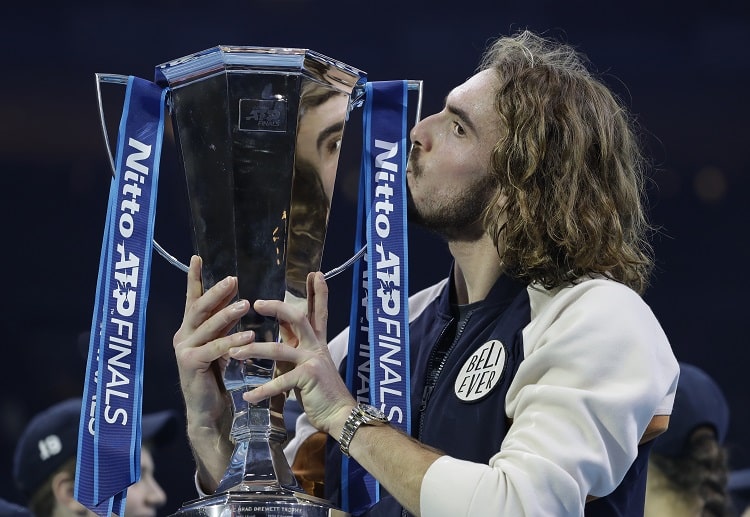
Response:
[729,468,750,517]
[0,497,34,516]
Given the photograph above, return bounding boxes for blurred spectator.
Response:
[12,398,178,517]
[645,362,733,516]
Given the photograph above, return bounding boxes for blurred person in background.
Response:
[645,362,734,517]
[12,398,178,517]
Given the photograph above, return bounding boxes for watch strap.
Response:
[339,403,388,457]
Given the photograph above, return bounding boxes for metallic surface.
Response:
[173,490,348,517]
[155,46,365,515]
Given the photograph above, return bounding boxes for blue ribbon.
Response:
[76,76,166,516]
[344,80,411,514]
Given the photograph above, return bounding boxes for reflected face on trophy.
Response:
[285,82,351,299]
[295,84,350,202]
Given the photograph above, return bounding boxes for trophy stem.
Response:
[214,379,299,493]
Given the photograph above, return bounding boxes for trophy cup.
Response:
[153,46,365,516]
[94,45,422,516]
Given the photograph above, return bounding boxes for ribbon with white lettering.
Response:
[76,76,166,516]
[343,80,410,514]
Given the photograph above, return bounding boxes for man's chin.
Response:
[409,214,486,243]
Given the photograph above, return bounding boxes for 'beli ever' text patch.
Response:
[454,340,506,402]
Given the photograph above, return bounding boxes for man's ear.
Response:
[50,470,90,515]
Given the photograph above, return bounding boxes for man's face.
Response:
[122,447,166,517]
[406,69,502,241]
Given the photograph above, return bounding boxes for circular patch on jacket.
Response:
[454,340,506,402]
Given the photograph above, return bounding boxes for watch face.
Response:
[362,404,387,420]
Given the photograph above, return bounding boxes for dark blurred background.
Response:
[1,1,748,513]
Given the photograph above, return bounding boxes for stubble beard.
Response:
[406,155,496,243]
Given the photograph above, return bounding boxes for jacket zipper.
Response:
[402,311,473,517]
[417,309,474,439]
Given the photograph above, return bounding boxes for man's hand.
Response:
[230,271,355,440]
[172,255,254,491]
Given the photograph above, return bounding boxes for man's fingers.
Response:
[184,271,241,332]
[230,340,300,363]
[242,367,299,404]
[180,299,250,350]
[310,272,329,342]
[184,255,204,314]
[183,330,256,370]
[253,299,319,348]
[232,342,300,402]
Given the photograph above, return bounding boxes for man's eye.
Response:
[326,138,342,155]
[452,121,465,137]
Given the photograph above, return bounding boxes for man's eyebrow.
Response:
[316,121,345,152]
[445,100,478,135]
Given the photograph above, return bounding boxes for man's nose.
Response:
[410,114,433,151]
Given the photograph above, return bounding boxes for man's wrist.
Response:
[339,403,390,457]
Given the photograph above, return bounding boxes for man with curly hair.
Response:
[173,29,679,516]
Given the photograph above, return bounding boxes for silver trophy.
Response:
[158,47,363,516]
[97,46,365,516]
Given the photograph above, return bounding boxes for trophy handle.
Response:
[95,73,189,273]
[407,79,424,126]
[95,74,425,280]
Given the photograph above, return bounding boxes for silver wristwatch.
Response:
[339,403,389,457]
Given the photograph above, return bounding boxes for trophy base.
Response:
[170,488,350,517]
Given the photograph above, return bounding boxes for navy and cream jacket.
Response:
[285,270,679,516]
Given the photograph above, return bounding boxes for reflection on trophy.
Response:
[153,46,365,516]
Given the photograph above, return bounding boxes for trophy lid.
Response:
[154,46,366,96]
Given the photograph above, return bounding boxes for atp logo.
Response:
[239,99,287,132]
[454,340,506,402]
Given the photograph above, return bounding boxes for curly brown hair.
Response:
[478,30,654,294]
